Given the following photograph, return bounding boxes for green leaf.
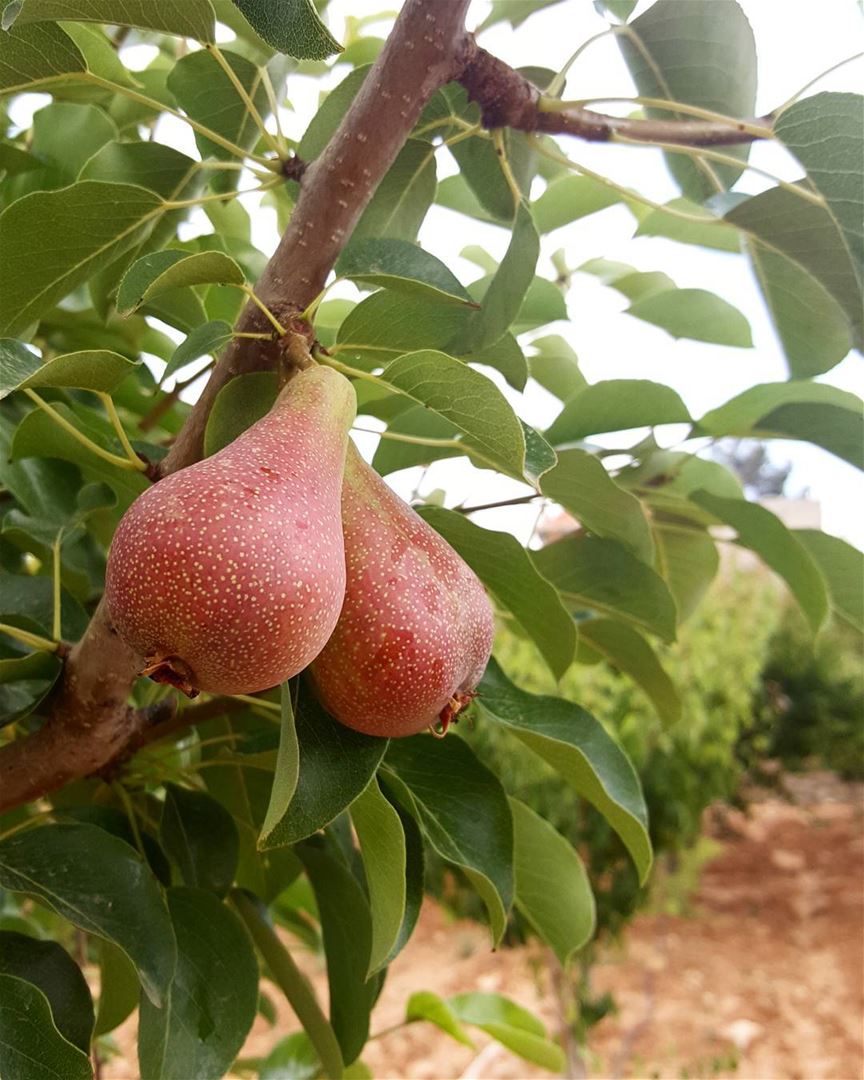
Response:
[478,658,652,883]
[436,173,502,226]
[0,342,139,399]
[0,140,41,176]
[117,250,244,316]
[578,618,681,726]
[335,290,470,370]
[0,181,162,335]
[618,0,756,199]
[744,240,853,378]
[466,201,540,351]
[0,930,93,1052]
[258,687,387,849]
[298,65,367,159]
[527,335,586,401]
[203,371,278,457]
[167,47,271,181]
[138,887,258,1080]
[533,534,678,642]
[377,350,532,483]
[416,506,577,680]
[259,684,300,843]
[509,798,594,965]
[385,735,513,945]
[0,22,85,94]
[533,174,620,233]
[297,843,376,1066]
[405,991,474,1047]
[653,520,719,621]
[726,185,862,350]
[626,288,752,347]
[449,992,566,1072]
[378,778,424,966]
[690,491,829,634]
[795,529,864,634]
[58,21,137,87]
[93,940,138,1037]
[163,320,233,385]
[463,332,527,392]
[0,974,92,1080]
[0,822,176,1006]
[633,198,742,252]
[5,0,216,42]
[546,379,690,444]
[696,382,864,470]
[775,93,864,286]
[29,101,117,189]
[337,238,472,305]
[260,1032,321,1080]
[350,776,407,976]
[351,139,437,244]
[541,448,654,563]
[80,141,199,200]
[160,784,239,896]
[231,0,342,59]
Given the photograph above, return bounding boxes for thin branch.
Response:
[455,493,542,514]
[458,43,773,146]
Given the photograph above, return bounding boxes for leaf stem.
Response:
[112,782,146,857]
[83,73,278,167]
[546,28,618,97]
[97,392,148,470]
[774,51,864,115]
[225,693,281,713]
[240,286,288,336]
[319,356,385,388]
[259,65,290,157]
[230,890,345,1080]
[51,532,62,642]
[492,129,522,213]
[0,623,60,653]
[610,135,826,206]
[352,424,463,452]
[526,136,731,226]
[207,44,283,158]
[22,390,144,472]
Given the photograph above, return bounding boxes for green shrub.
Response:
[753,607,864,778]
[450,568,782,938]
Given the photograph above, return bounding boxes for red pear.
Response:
[311,443,494,737]
[105,365,356,697]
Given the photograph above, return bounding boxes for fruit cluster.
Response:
[105,366,494,737]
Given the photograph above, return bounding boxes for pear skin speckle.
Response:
[105,366,356,696]
[311,442,494,737]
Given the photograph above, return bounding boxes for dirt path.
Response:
[104,773,863,1079]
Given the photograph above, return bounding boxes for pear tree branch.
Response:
[0,0,472,813]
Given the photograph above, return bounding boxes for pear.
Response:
[105,365,356,697]
[311,443,494,737]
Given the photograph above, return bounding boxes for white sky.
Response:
[10,0,863,546]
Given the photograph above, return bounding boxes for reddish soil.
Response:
[104,772,863,1079]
